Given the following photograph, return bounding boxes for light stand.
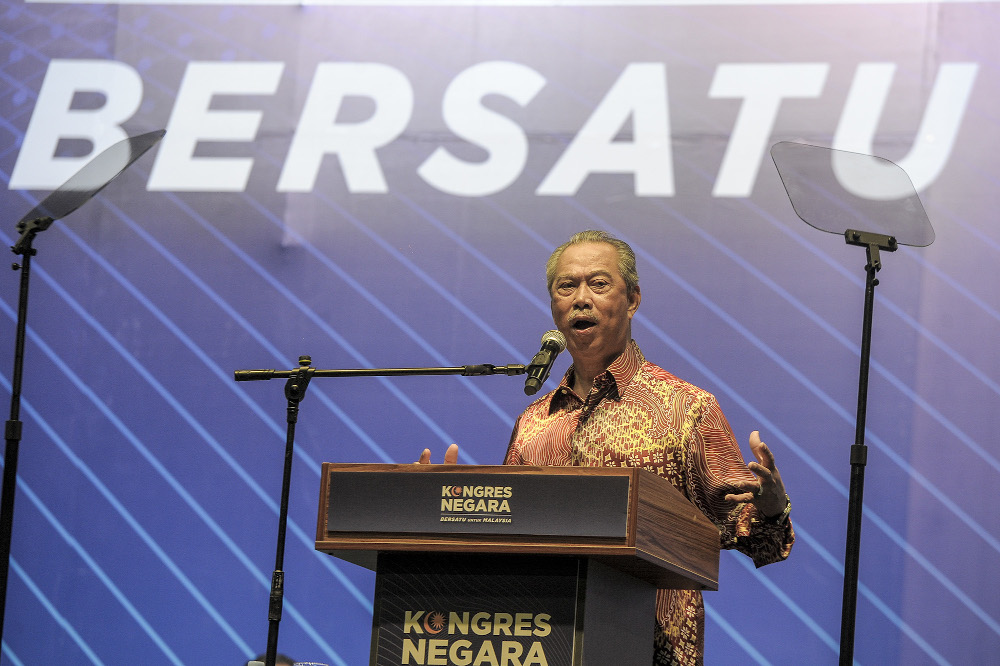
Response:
[770,142,934,665]
[0,130,165,649]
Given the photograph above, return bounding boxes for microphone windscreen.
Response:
[541,329,566,351]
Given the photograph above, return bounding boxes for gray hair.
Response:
[545,230,639,297]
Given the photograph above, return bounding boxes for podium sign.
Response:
[372,553,603,666]
[326,469,630,538]
[372,552,656,666]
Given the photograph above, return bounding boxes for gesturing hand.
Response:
[724,431,788,518]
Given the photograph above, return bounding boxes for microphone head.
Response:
[540,329,566,352]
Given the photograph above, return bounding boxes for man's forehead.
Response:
[553,242,620,276]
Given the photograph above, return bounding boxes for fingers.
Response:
[749,430,775,468]
[724,478,762,504]
[724,490,758,504]
[739,430,788,513]
[414,445,460,464]
[747,461,773,482]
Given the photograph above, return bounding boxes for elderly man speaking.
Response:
[419,230,794,665]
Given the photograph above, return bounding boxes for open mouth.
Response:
[571,319,597,331]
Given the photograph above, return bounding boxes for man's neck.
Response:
[570,343,629,396]
[570,370,598,397]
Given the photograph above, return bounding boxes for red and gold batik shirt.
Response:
[503,340,794,666]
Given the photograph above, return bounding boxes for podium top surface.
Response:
[315,463,721,590]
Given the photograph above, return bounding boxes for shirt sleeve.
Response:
[686,394,794,568]
[502,414,526,465]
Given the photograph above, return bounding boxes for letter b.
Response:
[10,60,142,190]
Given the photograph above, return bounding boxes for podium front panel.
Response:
[327,469,630,538]
[371,553,654,666]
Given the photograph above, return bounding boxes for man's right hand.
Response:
[415,443,459,464]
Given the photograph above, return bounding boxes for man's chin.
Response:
[565,331,600,355]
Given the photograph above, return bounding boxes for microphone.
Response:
[524,330,567,396]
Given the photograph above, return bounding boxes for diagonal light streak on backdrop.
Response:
[729,545,952,666]
[788,522,953,664]
[925,198,1000,257]
[0,641,27,666]
[46,215,377,605]
[0,230,360,662]
[313,190,526,362]
[703,600,772,665]
[0,292,349,661]
[99,195,396,467]
[0,448,189,662]
[50,203,378,616]
[159,190,480,463]
[394,192,552,314]
[901,225,1000,324]
[7,558,103,664]
[725,550,840,655]
[239,192,520,428]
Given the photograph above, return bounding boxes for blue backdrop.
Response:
[2,1,999,664]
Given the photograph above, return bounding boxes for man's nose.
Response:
[572,286,593,306]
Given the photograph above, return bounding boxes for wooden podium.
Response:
[315,463,720,666]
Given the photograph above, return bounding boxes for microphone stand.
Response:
[234,355,527,666]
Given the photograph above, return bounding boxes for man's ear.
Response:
[628,285,641,318]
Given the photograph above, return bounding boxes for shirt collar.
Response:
[604,338,644,391]
[553,339,644,407]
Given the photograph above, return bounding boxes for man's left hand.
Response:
[724,430,788,518]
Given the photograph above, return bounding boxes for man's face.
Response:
[549,242,640,368]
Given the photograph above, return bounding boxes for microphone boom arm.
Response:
[235,363,527,382]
